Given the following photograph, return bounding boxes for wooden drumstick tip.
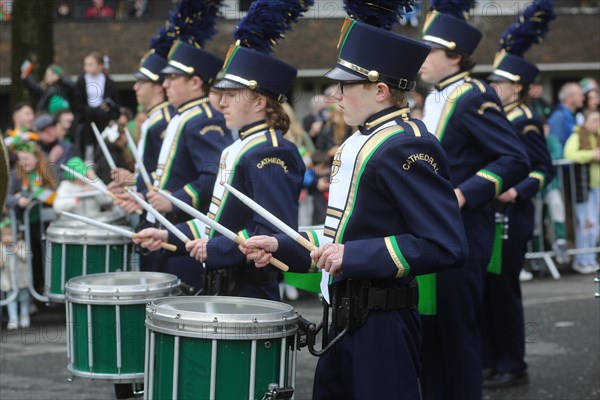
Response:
[161,242,177,252]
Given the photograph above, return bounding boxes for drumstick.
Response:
[126,189,191,244]
[222,182,314,252]
[123,127,153,191]
[59,211,177,252]
[60,164,143,215]
[157,189,289,272]
[91,122,117,171]
[60,164,116,200]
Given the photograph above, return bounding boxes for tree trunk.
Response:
[10,0,54,109]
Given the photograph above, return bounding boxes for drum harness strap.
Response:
[298,279,418,356]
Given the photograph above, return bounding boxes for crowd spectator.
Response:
[20,61,73,115]
[314,104,353,159]
[5,141,57,295]
[9,103,35,135]
[576,77,600,125]
[302,94,328,143]
[548,82,584,146]
[56,2,71,20]
[84,0,115,19]
[528,82,553,122]
[33,114,70,166]
[1,217,30,330]
[564,109,600,273]
[54,109,76,144]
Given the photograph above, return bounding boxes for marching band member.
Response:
[484,1,556,387]
[134,0,309,301]
[241,5,468,397]
[417,1,531,398]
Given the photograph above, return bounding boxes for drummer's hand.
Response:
[239,235,279,268]
[498,187,518,203]
[185,238,209,262]
[110,167,137,187]
[311,243,344,276]
[107,181,125,195]
[146,190,173,213]
[133,228,168,252]
[115,192,142,214]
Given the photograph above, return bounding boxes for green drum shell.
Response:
[145,297,299,400]
[66,272,181,382]
[45,222,132,302]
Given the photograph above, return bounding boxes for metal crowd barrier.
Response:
[0,201,57,307]
[525,159,600,280]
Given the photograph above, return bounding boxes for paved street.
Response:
[1,271,598,400]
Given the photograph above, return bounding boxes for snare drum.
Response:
[65,271,180,382]
[144,296,298,400]
[45,221,133,301]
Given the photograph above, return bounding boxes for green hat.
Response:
[49,64,63,76]
[0,217,11,229]
[11,140,36,154]
[48,95,70,115]
[63,157,90,181]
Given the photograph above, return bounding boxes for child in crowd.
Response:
[1,216,31,330]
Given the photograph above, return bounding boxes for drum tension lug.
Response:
[262,384,294,400]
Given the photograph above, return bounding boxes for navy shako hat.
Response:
[325,18,430,91]
[421,0,481,55]
[488,52,539,86]
[161,40,223,85]
[488,0,556,87]
[214,45,297,103]
[134,51,168,83]
[213,0,313,102]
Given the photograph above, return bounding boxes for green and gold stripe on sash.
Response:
[476,168,503,197]
[384,236,410,278]
[335,126,405,243]
[187,220,202,239]
[159,108,203,189]
[183,184,200,208]
[209,135,268,238]
[306,230,320,272]
[435,83,475,142]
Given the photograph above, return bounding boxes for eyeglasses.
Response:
[337,81,367,94]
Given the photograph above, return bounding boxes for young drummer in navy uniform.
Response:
[134,0,309,300]
[418,1,531,399]
[240,3,469,397]
[126,0,232,289]
[483,0,555,388]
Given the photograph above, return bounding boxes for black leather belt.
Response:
[359,284,419,311]
[330,279,419,332]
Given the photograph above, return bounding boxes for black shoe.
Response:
[483,371,529,389]
[482,368,495,380]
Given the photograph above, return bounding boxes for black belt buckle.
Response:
[365,287,389,310]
